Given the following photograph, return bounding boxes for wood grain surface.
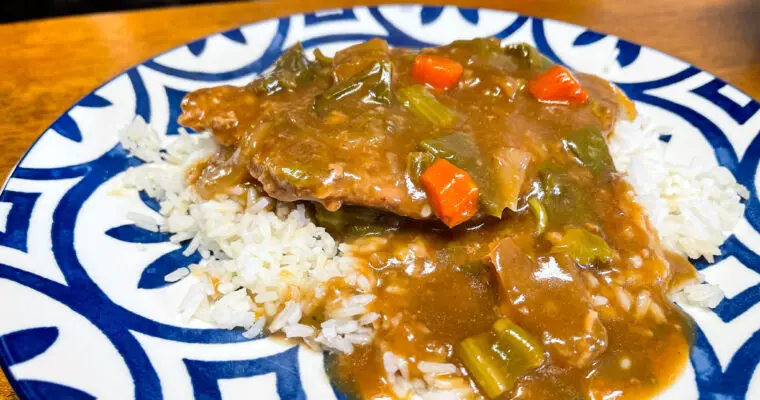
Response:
[0,0,759,397]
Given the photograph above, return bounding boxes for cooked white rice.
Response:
[608,116,748,261]
[116,102,746,397]
[119,117,377,353]
[670,280,725,309]
[386,352,475,399]
[607,115,747,308]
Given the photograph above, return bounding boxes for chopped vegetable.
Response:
[504,43,554,71]
[252,43,315,95]
[537,162,594,227]
[458,332,514,398]
[420,140,530,218]
[332,38,389,80]
[492,317,546,372]
[396,85,457,127]
[494,76,526,101]
[528,198,547,236]
[457,261,490,277]
[411,54,464,90]
[420,133,479,166]
[313,48,333,66]
[563,127,614,176]
[451,37,503,56]
[528,65,589,104]
[406,151,436,188]
[314,59,392,116]
[450,37,501,54]
[420,159,480,227]
[490,148,531,212]
[420,133,502,217]
[550,228,615,265]
[459,318,545,398]
[313,205,401,237]
[334,39,388,63]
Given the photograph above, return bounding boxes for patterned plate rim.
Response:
[0,4,758,400]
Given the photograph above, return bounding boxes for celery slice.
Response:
[458,333,514,398]
[314,59,392,115]
[550,227,615,265]
[492,317,546,372]
[528,197,548,236]
[562,127,614,176]
[396,85,457,127]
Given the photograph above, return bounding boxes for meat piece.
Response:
[181,82,432,217]
[179,85,258,146]
[490,237,608,368]
[180,41,435,218]
[178,41,626,220]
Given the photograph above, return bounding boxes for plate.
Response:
[0,5,758,399]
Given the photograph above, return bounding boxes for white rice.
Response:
[608,114,746,308]
[417,361,458,375]
[118,117,378,353]
[382,352,473,399]
[164,267,190,283]
[118,116,162,163]
[671,281,725,309]
[591,295,609,307]
[242,317,266,339]
[614,286,633,312]
[283,323,316,338]
[126,211,160,232]
[608,116,747,261]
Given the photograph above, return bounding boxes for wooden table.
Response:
[0,0,758,397]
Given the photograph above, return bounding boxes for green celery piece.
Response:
[550,227,615,265]
[395,85,457,127]
[313,205,346,233]
[313,205,400,238]
[335,38,389,58]
[528,197,548,236]
[562,127,615,176]
[419,133,505,217]
[277,42,315,85]
[314,59,392,116]
[313,48,333,66]
[457,261,490,277]
[369,59,393,105]
[406,151,436,187]
[252,43,315,95]
[458,332,515,398]
[492,317,546,373]
[537,161,594,227]
[347,224,394,237]
[450,37,503,56]
[504,43,554,71]
[491,147,531,212]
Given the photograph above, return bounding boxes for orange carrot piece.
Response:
[528,65,589,104]
[421,159,479,227]
[411,54,464,90]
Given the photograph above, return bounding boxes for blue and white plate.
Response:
[0,5,758,399]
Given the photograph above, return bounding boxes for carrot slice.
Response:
[528,65,589,104]
[421,159,479,227]
[411,54,464,90]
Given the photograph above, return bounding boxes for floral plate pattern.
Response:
[0,5,758,399]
